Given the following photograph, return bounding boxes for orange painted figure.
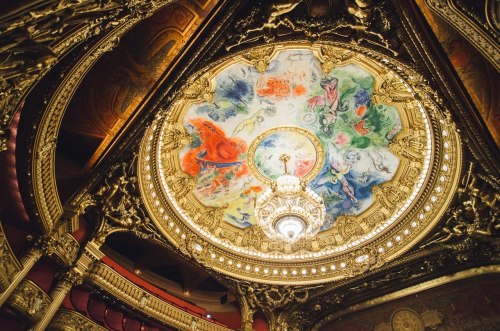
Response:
[182,119,249,179]
[256,77,290,98]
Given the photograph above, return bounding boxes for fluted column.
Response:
[0,247,42,306]
[31,269,83,331]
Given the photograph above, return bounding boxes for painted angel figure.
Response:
[330,162,358,205]
[317,143,359,206]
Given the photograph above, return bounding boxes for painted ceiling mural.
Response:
[140,43,461,283]
[178,49,402,229]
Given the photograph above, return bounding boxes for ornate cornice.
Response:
[22,0,229,235]
[224,0,402,57]
[48,308,106,331]
[312,265,500,330]
[86,262,232,331]
[279,234,500,329]
[394,1,499,174]
[6,279,51,322]
[52,233,80,266]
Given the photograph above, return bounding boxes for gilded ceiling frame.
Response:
[138,41,463,284]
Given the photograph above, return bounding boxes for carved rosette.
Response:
[139,42,463,284]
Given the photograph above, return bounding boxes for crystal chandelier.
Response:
[255,154,325,242]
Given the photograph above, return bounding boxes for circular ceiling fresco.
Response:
[139,43,462,284]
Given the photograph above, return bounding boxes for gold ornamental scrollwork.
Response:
[318,46,356,74]
[421,162,500,248]
[226,0,398,55]
[241,46,276,73]
[52,233,80,266]
[83,159,156,247]
[7,279,51,322]
[373,76,414,104]
[182,75,215,104]
[235,280,312,331]
[160,123,193,154]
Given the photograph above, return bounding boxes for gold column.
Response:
[31,269,83,331]
[238,300,254,331]
[0,247,42,307]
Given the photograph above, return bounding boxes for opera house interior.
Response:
[0,0,499,330]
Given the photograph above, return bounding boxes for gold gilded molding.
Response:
[183,75,216,104]
[241,46,276,73]
[52,233,80,266]
[86,262,232,331]
[420,161,499,248]
[225,0,398,55]
[0,221,22,290]
[318,46,356,74]
[0,1,178,152]
[6,279,51,322]
[30,1,178,233]
[48,308,106,331]
[312,265,500,330]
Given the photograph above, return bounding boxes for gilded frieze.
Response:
[48,309,106,331]
[86,262,232,331]
[7,279,51,322]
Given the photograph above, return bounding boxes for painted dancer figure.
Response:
[306,76,348,131]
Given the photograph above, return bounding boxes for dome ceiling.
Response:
[139,43,462,284]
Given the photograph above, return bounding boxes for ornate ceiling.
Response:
[0,0,498,330]
[140,43,461,283]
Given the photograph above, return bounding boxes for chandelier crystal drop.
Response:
[255,154,326,243]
